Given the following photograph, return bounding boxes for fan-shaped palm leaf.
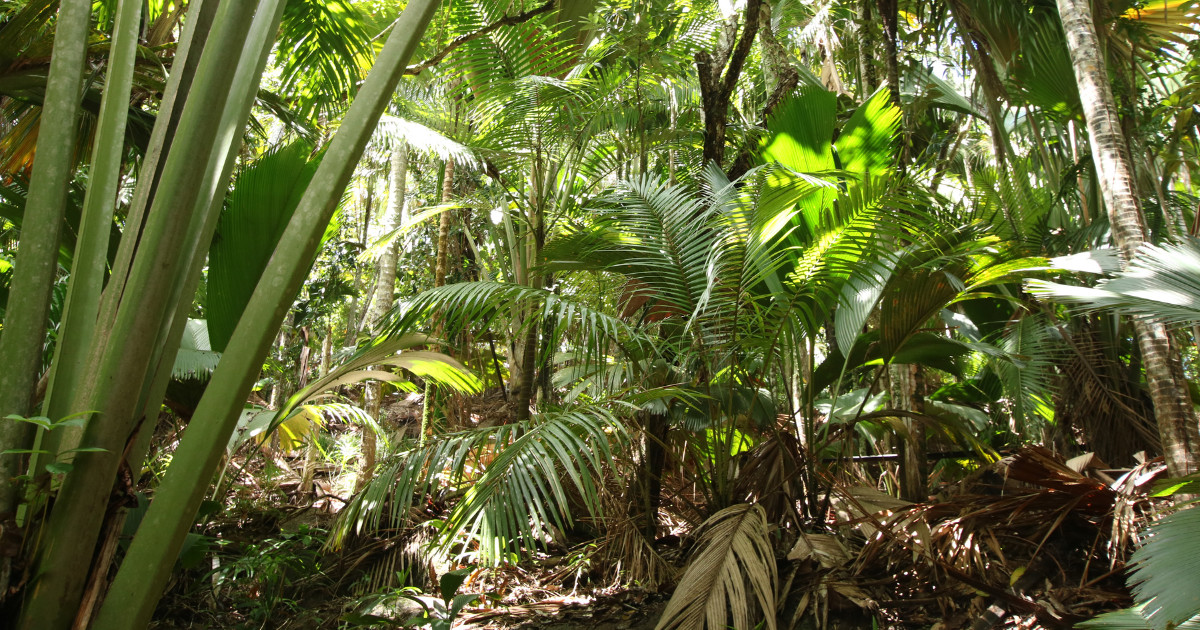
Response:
[206,141,322,351]
[171,318,220,381]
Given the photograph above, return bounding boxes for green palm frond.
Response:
[1128,506,1200,630]
[990,313,1060,434]
[275,0,373,117]
[291,334,481,409]
[1010,16,1079,119]
[372,114,477,167]
[171,319,221,381]
[655,503,778,630]
[1080,507,1200,630]
[1080,606,1200,630]
[206,142,322,352]
[1027,239,1200,326]
[331,405,627,563]
[391,280,643,354]
[837,86,903,177]
[249,334,480,451]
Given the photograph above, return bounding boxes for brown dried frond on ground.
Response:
[777,447,1164,629]
[588,480,678,592]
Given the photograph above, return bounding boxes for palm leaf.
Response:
[1079,507,1200,630]
[655,503,778,630]
[1128,506,1200,629]
[249,334,480,451]
[274,0,373,117]
[1081,606,1200,630]
[206,141,322,352]
[837,86,903,177]
[331,405,626,563]
[1027,239,1200,326]
[171,319,221,381]
[372,114,478,167]
[389,280,648,378]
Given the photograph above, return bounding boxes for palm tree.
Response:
[1055,0,1200,478]
[0,0,442,626]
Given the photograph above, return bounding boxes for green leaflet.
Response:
[206,141,321,351]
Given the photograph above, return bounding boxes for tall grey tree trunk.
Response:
[344,182,374,346]
[360,144,408,489]
[1057,0,1200,476]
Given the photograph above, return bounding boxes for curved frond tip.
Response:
[656,503,778,630]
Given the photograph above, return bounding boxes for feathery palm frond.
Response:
[275,0,373,118]
[655,503,778,630]
[372,114,477,167]
[1080,507,1200,630]
[1080,606,1200,630]
[1027,239,1200,326]
[331,405,627,564]
[388,280,647,371]
[1126,506,1200,630]
[239,334,480,453]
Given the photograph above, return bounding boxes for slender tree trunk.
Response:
[367,144,408,332]
[890,363,926,502]
[877,0,900,105]
[422,157,455,437]
[304,325,333,495]
[948,0,1010,168]
[1057,0,1200,476]
[757,0,798,117]
[345,182,374,346]
[695,0,762,167]
[434,157,455,289]
[858,0,876,96]
[360,145,408,489]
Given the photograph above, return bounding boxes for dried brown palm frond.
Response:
[1056,322,1159,466]
[770,447,1169,629]
[733,431,812,528]
[333,525,443,595]
[596,516,679,590]
[656,503,778,630]
[587,476,678,591]
[838,448,1146,625]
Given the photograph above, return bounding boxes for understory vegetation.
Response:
[3,0,1200,628]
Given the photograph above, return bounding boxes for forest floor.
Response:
[145,392,1160,630]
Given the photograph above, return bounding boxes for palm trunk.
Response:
[434,157,455,289]
[345,182,375,345]
[948,0,1011,168]
[425,154,454,431]
[877,0,900,105]
[857,0,875,95]
[361,144,408,488]
[890,363,926,502]
[1057,0,1200,476]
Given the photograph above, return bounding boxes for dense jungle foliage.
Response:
[2,0,1200,628]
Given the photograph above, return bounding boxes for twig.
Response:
[405,0,556,76]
